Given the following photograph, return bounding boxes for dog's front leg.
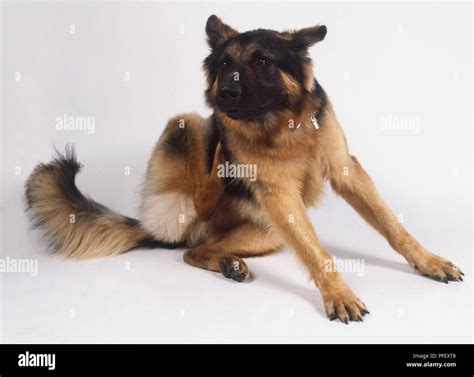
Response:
[322,148,463,283]
[254,183,369,323]
[328,155,464,283]
[318,102,463,283]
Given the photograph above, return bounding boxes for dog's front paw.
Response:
[219,256,249,282]
[410,252,464,283]
[322,285,369,324]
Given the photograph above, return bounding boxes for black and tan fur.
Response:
[25,15,463,323]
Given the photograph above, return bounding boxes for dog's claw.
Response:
[324,286,368,324]
[411,253,464,283]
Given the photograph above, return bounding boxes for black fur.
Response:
[134,237,185,250]
[312,78,328,120]
[203,22,327,119]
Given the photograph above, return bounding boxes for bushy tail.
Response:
[25,146,180,259]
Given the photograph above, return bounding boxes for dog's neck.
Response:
[208,80,328,165]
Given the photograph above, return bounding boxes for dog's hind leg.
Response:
[191,144,226,222]
[183,223,282,282]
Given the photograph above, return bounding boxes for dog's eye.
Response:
[220,59,231,69]
[257,57,270,66]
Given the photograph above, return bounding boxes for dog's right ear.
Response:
[206,15,237,50]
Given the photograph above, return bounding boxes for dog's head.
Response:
[203,15,326,122]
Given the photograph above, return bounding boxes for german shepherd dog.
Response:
[25,15,463,323]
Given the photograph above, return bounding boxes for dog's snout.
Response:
[217,86,242,106]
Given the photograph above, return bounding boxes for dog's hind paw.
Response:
[219,256,249,282]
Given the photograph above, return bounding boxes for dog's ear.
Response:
[290,25,327,50]
[206,15,237,49]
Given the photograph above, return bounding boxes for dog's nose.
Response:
[217,86,242,106]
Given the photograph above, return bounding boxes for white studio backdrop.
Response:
[1,1,472,343]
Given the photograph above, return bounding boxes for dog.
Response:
[25,15,463,323]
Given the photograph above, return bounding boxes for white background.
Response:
[1,1,472,343]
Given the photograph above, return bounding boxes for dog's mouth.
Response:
[225,108,267,120]
[223,99,285,120]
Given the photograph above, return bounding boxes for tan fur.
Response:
[140,86,462,322]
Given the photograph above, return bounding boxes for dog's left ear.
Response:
[290,25,327,50]
[206,15,238,50]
